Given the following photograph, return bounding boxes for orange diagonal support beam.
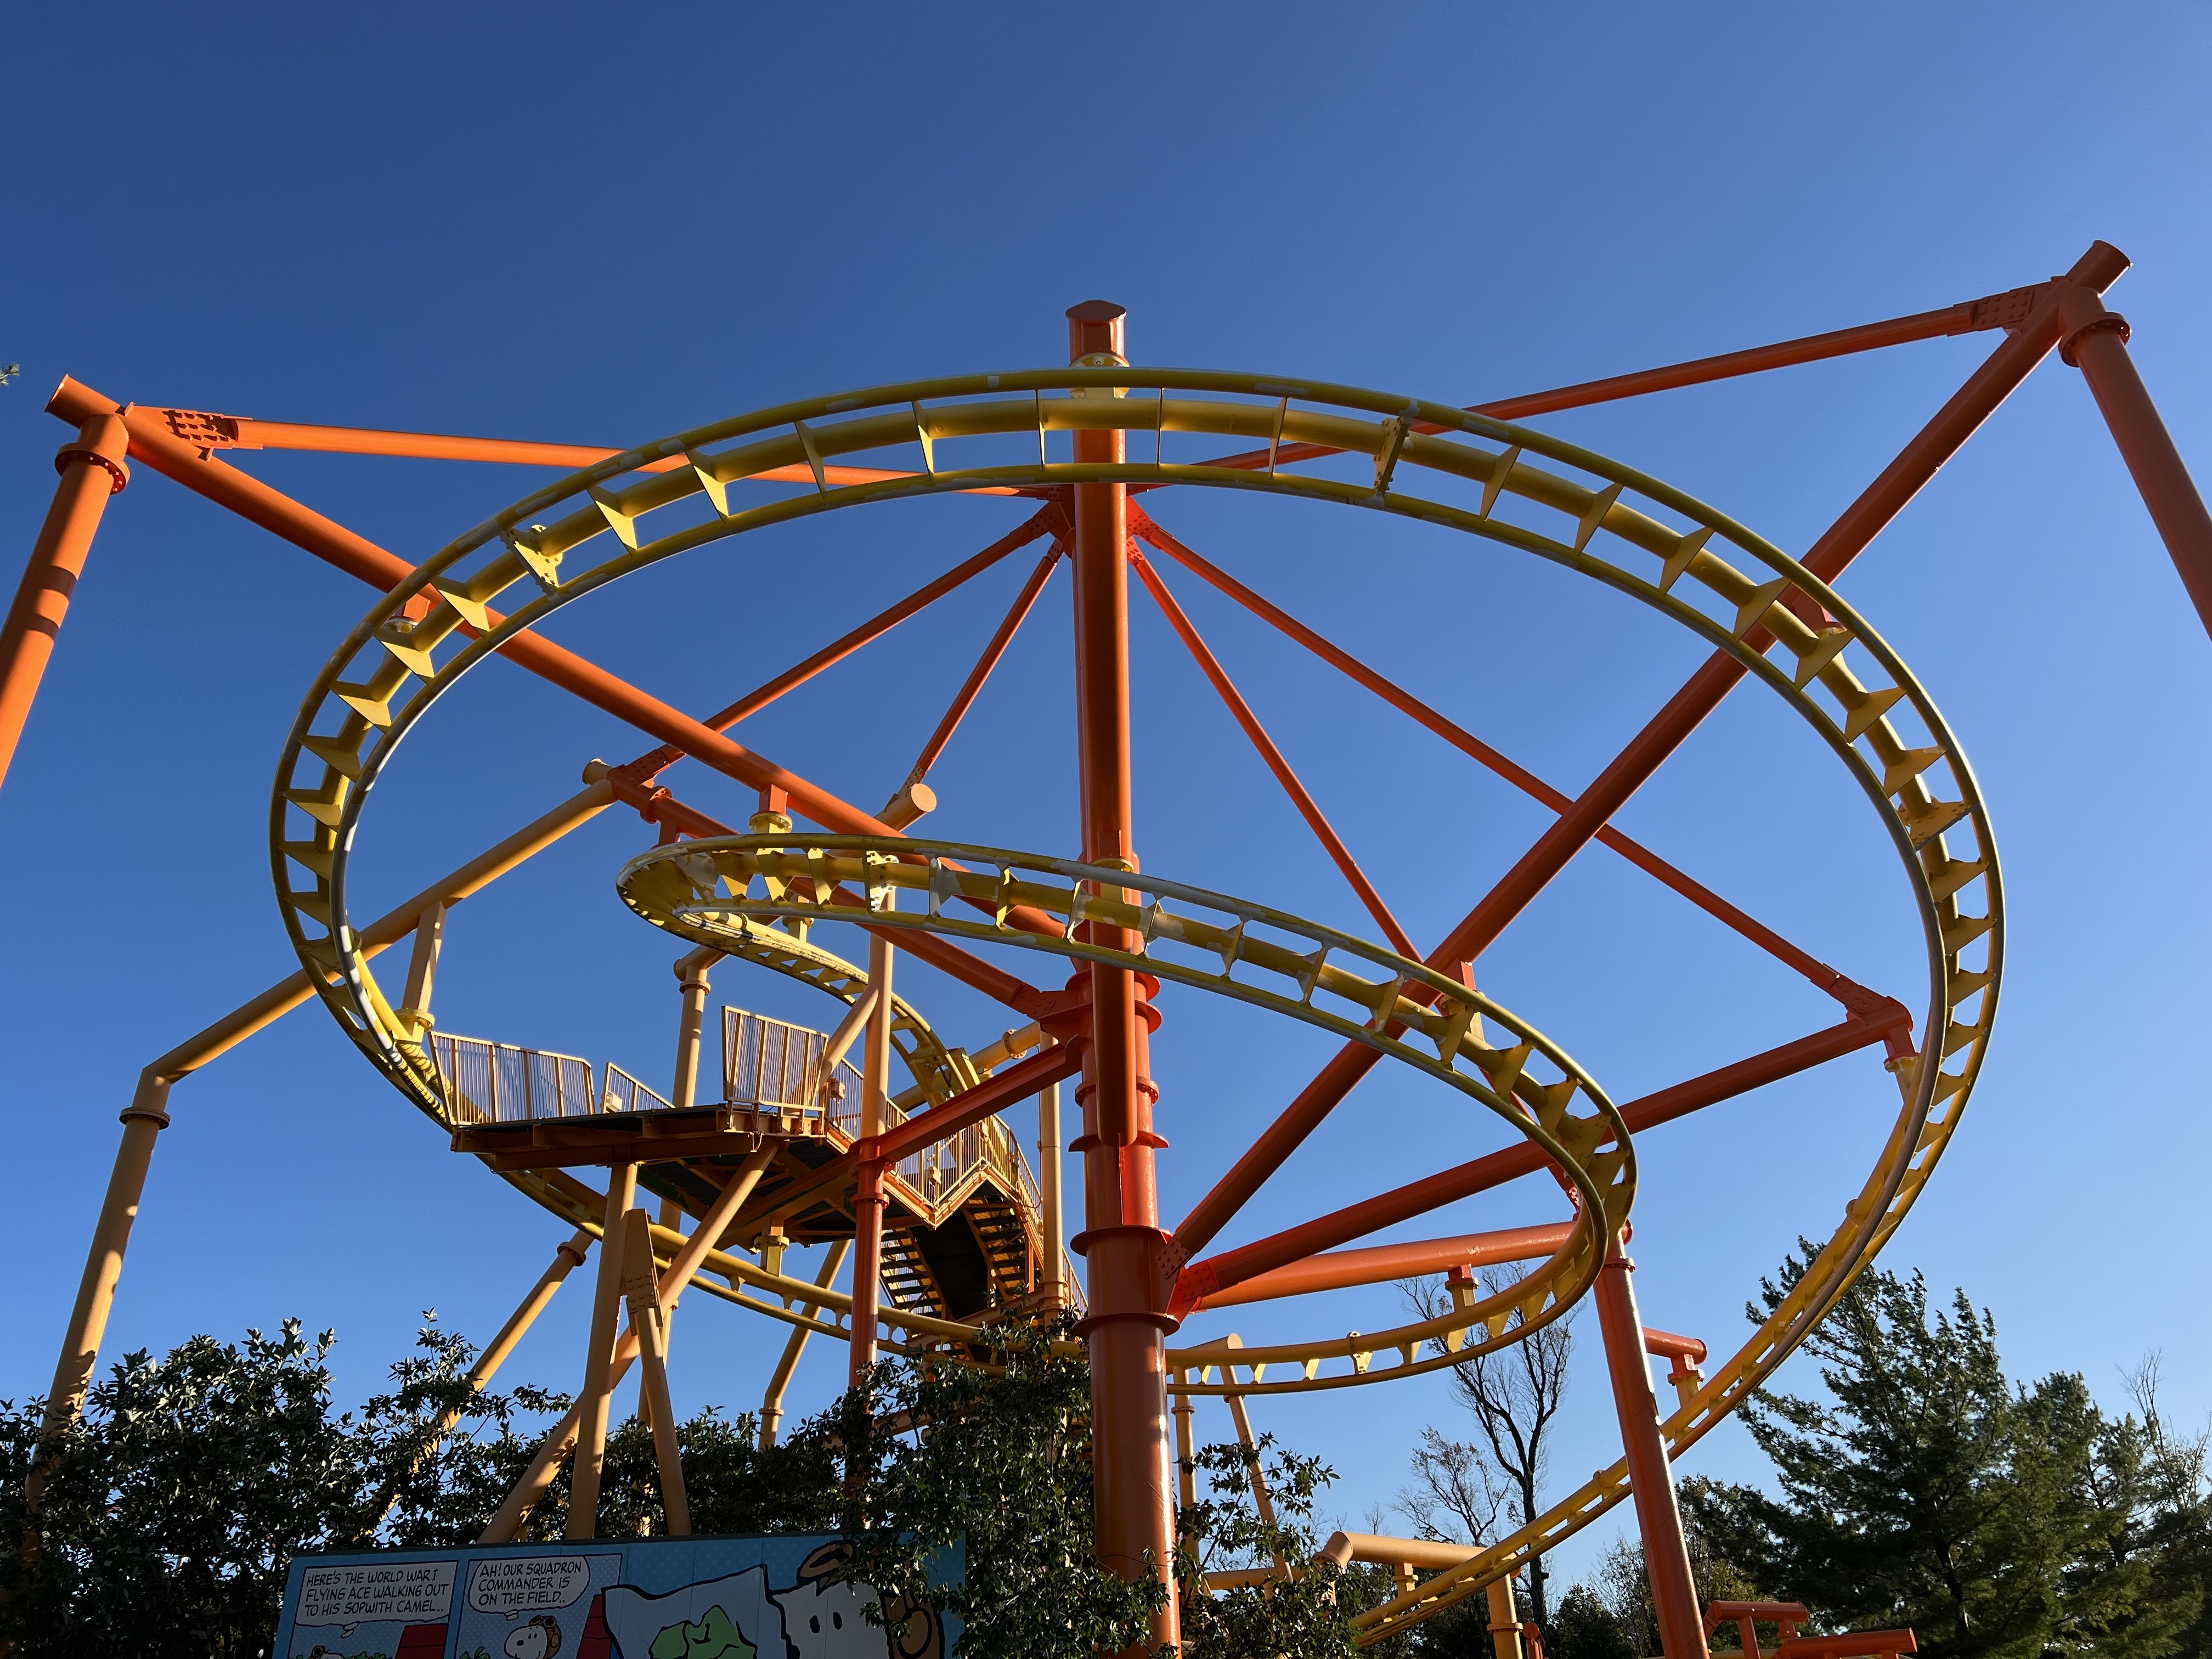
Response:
[1165,238,2132,1268]
[151,408,1027,495]
[1183,1222,1574,1312]
[1154,267,2092,483]
[619,505,1068,783]
[1129,544,1418,958]
[1127,502,1866,1002]
[47,378,868,830]
[46,378,1070,1013]
[897,539,1066,793]
[1172,1003,1911,1316]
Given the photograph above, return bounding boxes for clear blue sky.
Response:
[4,3,2208,1582]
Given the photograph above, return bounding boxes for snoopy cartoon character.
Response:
[504,1615,562,1659]
[769,1543,942,1659]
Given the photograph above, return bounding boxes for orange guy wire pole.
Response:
[44,377,898,841]
[1131,547,1419,956]
[620,506,1067,785]
[1160,277,2063,482]
[1166,239,2132,1272]
[0,413,129,796]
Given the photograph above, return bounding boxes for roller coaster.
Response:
[7,241,2209,1658]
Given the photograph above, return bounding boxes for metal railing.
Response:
[432,1032,599,1125]
[722,1005,862,1119]
[435,1013,1041,1240]
[601,1063,674,1115]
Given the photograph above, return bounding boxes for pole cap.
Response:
[1067,300,1127,364]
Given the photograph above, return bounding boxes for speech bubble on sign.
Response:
[467,1555,605,1613]
[299,1560,457,1624]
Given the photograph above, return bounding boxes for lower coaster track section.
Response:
[617,836,1638,1387]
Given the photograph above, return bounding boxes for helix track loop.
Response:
[270,365,2001,1643]
[617,832,1635,1391]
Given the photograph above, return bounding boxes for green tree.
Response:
[2123,1360,2212,1659]
[831,1318,1171,1659]
[0,1321,387,1655]
[1681,1258,2197,1659]
[1549,1580,1636,1659]
[0,1311,1393,1659]
[1176,1435,1362,1659]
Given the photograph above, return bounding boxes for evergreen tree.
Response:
[1682,1258,2199,1659]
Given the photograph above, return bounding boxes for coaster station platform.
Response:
[5,242,2208,1657]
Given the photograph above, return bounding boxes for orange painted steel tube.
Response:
[1186,1223,1573,1311]
[1128,506,1852,994]
[1643,1327,1708,1367]
[1170,284,2057,481]
[620,506,1066,783]
[2055,286,2212,641]
[1131,548,1418,958]
[1318,1531,1485,1571]
[138,781,616,1088]
[1065,299,1178,1654]
[36,781,613,1440]
[174,413,1024,495]
[44,377,891,839]
[1166,240,2129,1269]
[901,539,1064,788]
[1776,1634,1916,1659]
[848,1159,887,1395]
[38,1085,169,1441]
[1175,1009,1906,1313]
[45,381,1073,1020]
[1596,1238,1707,1659]
[0,414,129,796]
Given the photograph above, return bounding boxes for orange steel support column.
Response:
[2055,285,2212,641]
[1066,299,1178,1649]
[849,926,895,1396]
[0,414,129,795]
[1595,1235,1705,1659]
[848,1161,886,1395]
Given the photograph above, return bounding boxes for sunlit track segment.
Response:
[266,367,1999,1622]
[676,910,967,1105]
[616,833,1634,1389]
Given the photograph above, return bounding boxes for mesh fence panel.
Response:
[721,1007,860,1113]
[431,1033,596,1124]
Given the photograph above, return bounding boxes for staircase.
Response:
[435,1007,1082,1328]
